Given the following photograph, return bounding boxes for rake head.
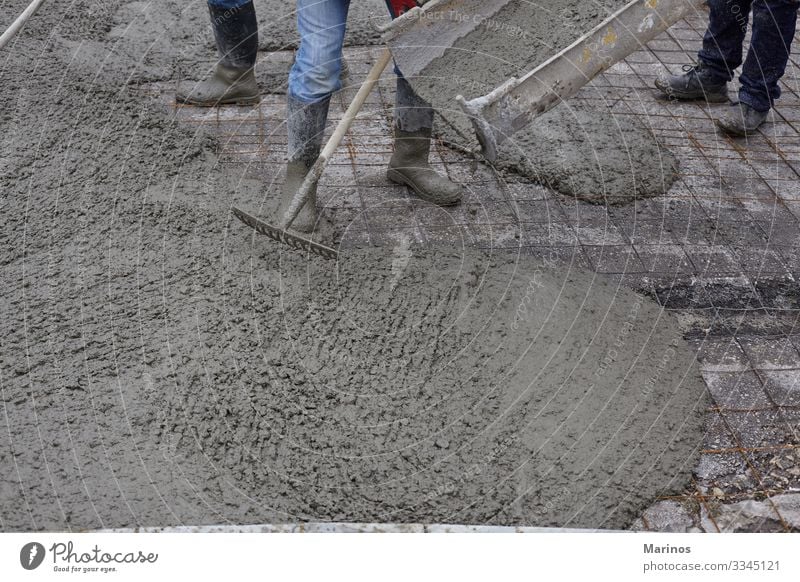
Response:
[232,206,339,261]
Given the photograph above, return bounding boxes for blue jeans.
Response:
[208,0,252,7]
[287,0,433,130]
[288,0,351,103]
[698,0,799,111]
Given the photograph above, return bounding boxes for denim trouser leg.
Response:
[288,0,435,131]
[208,0,252,8]
[739,0,800,111]
[288,0,351,103]
[698,0,752,82]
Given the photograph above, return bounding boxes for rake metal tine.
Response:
[232,206,339,261]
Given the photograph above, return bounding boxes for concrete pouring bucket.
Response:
[383,0,705,161]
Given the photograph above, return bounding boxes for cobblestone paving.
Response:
[146,7,800,531]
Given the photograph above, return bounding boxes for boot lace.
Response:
[681,63,703,76]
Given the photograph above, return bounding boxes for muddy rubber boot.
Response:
[278,96,331,233]
[176,1,260,106]
[387,125,463,206]
[654,63,729,103]
[387,77,462,206]
[714,102,769,137]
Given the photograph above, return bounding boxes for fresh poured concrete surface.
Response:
[0,242,707,530]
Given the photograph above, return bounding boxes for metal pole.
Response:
[0,0,48,51]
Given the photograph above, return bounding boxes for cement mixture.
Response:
[0,1,705,531]
[403,0,679,203]
[1,236,707,530]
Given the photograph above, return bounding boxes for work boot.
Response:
[714,102,769,137]
[278,96,331,233]
[654,63,729,103]
[389,76,463,206]
[176,1,260,106]
[387,125,463,206]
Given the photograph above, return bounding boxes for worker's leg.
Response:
[176,0,260,106]
[739,0,799,110]
[388,77,463,205]
[717,0,800,134]
[385,2,463,206]
[282,0,350,232]
[287,0,350,103]
[698,0,752,80]
[655,0,752,101]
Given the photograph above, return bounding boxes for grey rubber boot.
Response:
[654,63,729,103]
[387,76,463,206]
[176,1,260,106]
[714,102,769,137]
[278,96,331,233]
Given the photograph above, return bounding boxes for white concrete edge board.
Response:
[94,522,625,533]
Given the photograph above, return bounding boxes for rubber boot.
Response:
[176,1,260,106]
[387,77,463,206]
[387,125,463,206]
[278,96,331,233]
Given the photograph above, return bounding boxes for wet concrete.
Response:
[402,0,679,203]
[1,237,708,530]
[0,1,705,531]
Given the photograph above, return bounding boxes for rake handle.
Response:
[279,47,393,230]
[0,0,48,50]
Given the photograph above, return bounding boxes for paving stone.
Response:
[419,224,474,247]
[739,337,800,371]
[702,370,772,410]
[708,219,771,246]
[721,410,793,449]
[730,246,791,275]
[511,201,566,224]
[368,227,426,247]
[583,245,645,274]
[572,221,628,246]
[694,338,750,373]
[522,222,579,247]
[612,218,674,245]
[750,275,800,310]
[703,498,788,532]
[701,276,763,309]
[743,446,800,494]
[684,245,741,275]
[318,185,362,209]
[466,201,519,225]
[632,500,695,532]
[703,412,737,451]
[470,223,525,249]
[635,244,694,275]
[365,205,417,230]
[695,453,755,493]
[521,246,591,270]
[759,222,800,249]
[413,203,470,226]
